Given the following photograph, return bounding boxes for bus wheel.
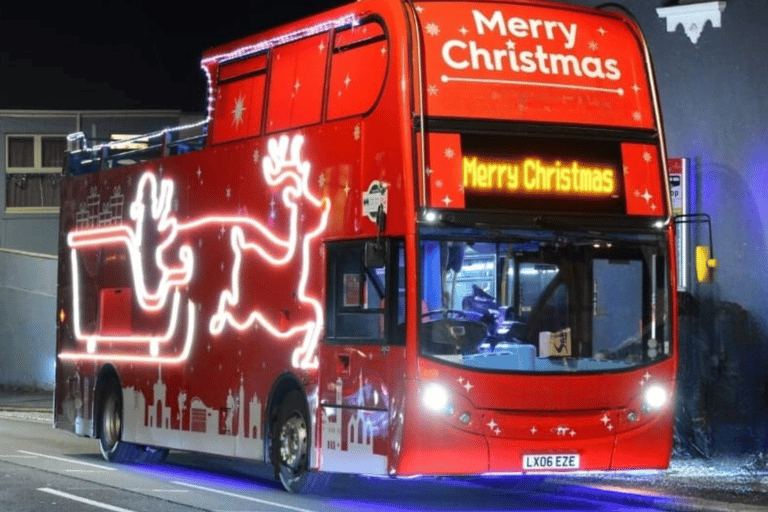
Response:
[98,385,140,463]
[272,391,321,493]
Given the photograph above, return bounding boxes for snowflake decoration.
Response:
[425,22,440,36]
[225,186,232,199]
[459,26,468,36]
[623,164,630,175]
[444,147,455,159]
[232,95,246,126]
[344,182,351,196]
[643,151,652,163]
[415,5,424,13]
[588,40,599,51]
[435,179,443,188]
[353,124,361,141]
[427,84,439,96]
[633,111,642,122]
[252,149,260,165]
[318,173,327,188]
[632,83,641,94]
[425,167,434,175]
[598,27,607,36]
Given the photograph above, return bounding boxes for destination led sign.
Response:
[463,156,616,196]
[460,134,625,214]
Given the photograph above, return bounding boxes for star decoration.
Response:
[505,40,516,50]
[425,22,440,36]
[380,45,387,56]
[253,149,260,165]
[318,41,325,53]
[426,167,434,175]
[196,167,202,180]
[344,74,352,88]
[344,182,351,196]
[633,111,642,122]
[607,423,614,431]
[442,195,453,206]
[459,26,468,36]
[632,83,641,94]
[601,413,610,425]
[644,371,652,381]
[487,419,497,430]
[598,27,607,36]
[225,186,232,199]
[462,380,473,392]
[318,173,327,188]
[231,95,246,127]
[643,151,652,163]
[415,5,424,12]
[353,124,361,141]
[457,377,465,384]
[293,79,301,93]
[570,430,576,437]
[530,426,537,435]
[641,189,653,203]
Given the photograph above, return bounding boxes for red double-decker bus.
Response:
[55,0,676,493]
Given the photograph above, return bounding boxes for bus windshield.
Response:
[419,230,670,373]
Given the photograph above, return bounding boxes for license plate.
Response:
[523,453,580,470]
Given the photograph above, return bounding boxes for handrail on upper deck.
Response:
[65,119,209,175]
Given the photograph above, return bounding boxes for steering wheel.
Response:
[421,309,474,321]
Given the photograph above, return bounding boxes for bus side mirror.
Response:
[695,245,718,283]
[674,213,717,283]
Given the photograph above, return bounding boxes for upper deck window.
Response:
[327,21,388,120]
[212,53,267,144]
[6,134,64,213]
[267,33,329,133]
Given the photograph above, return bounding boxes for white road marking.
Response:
[0,454,37,458]
[18,450,116,470]
[38,487,138,512]
[172,480,316,512]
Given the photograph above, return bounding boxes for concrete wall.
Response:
[0,249,56,389]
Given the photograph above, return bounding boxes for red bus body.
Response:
[55,0,677,489]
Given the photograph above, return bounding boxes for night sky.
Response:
[1,0,347,113]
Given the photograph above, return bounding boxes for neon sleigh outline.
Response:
[60,134,330,369]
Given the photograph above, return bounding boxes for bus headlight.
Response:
[422,383,449,413]
[643,384,668,412]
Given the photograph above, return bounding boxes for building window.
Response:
[6,135,65,213]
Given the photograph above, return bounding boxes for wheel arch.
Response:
[92,363,121,439]
[265,372,309,464]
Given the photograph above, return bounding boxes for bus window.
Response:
[212,53,267,144]
[267,33,329,132]
[327,21,388,120]
[326,240,404,344]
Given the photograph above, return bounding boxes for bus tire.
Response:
[98,384,141,463]
[271,391,328,493]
